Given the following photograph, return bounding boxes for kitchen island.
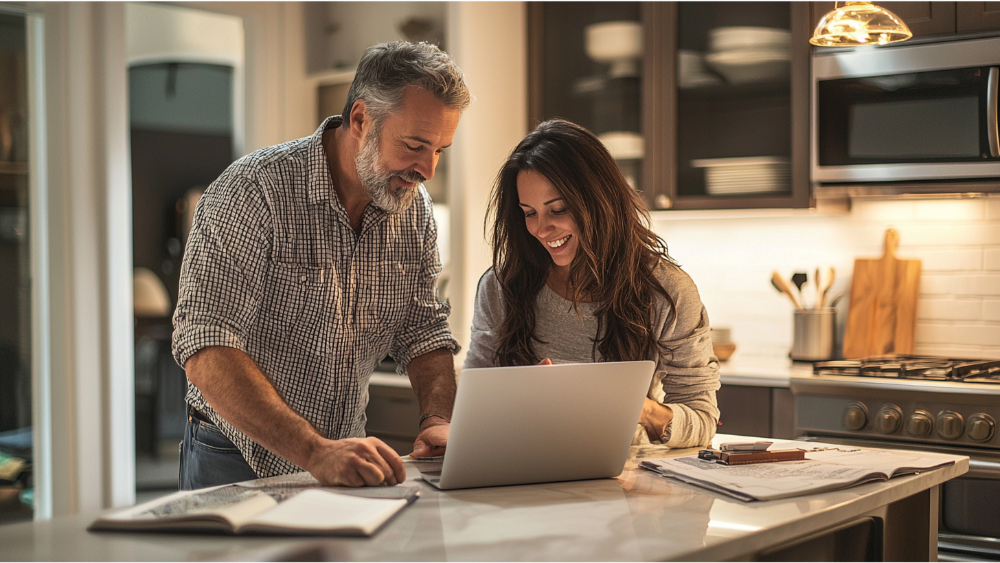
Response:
[0,434,966,561]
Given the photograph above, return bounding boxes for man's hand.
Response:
[304,436,406,487]
[410,420,449,458]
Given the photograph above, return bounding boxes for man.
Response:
[172,41,472,489]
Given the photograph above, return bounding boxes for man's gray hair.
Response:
[341,41,472,128]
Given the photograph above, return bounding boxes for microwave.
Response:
[812,35,1000,187]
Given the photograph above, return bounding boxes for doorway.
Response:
[125,2,243,502]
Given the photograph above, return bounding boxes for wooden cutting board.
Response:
[843,229,922,358]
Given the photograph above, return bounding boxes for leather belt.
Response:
[187,404,214,425]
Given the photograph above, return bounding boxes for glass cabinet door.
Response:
[530,2,811,211]
[0,10,33,524]
[675,2,792,200]
[529,2,644,191]
[665,1,810,209]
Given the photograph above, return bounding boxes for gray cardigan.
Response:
[464,262,721,448]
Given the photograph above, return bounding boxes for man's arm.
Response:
[186,346,406,486]
[407,347,457,458]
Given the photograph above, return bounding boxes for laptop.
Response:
[416,360,655,490]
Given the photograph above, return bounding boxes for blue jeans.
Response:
[179,410,258,490]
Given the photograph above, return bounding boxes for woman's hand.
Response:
[640,398,674,442]
[537,358,553,365]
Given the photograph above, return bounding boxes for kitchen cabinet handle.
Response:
[988,67,999,158]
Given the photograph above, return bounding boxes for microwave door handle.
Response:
[989,67,999,158]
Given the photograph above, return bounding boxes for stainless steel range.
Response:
[791,357,1000,561]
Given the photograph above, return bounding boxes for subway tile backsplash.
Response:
[651,197,1000,360]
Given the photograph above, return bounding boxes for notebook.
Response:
[417,361,654,490]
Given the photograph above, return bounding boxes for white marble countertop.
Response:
[372,355,809,391]
[718,354,814,388]
[0,434,967,561]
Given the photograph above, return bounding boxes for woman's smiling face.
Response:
[517,170,580,270]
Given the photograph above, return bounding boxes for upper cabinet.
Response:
[957,2,1000,32]
[528,3,645,191]
[810,2,1000,37]
[529,2,812,211]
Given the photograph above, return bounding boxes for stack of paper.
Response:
[640,442,960,502]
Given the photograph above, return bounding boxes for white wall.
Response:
[22,0,313,519]
[28,0,134,517]
[125,3,246,156]
[446,2,527,370]
[651,197,1000,361]
[125,3,244,67]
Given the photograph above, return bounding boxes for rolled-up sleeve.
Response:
[649,267,721,449]
[172,172,272,368]
[390,199,460,372]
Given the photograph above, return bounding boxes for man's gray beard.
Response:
[355,131,423,215]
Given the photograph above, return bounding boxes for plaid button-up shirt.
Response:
[172,116,459,478]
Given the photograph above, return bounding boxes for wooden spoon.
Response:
[818,266,835,308]
[771,271,803,310]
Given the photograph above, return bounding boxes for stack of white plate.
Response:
[690,156,790,195]
[677,50,722,89]
[585,21,643,78]
[704,27,791,85]
[598,131,644,161]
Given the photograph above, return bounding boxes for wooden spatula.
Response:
[843,229,921,358]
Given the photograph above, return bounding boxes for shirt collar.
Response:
[306,115,392,227]
[306,115,343,206]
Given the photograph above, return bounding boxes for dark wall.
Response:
[130,128,232,304]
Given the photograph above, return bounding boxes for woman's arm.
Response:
[643,266,721,448]
[463,269,504,369]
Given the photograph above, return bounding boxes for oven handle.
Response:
[967,459,1000,479]
[989,67,999,158]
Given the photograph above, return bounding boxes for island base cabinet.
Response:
[755,517,882,561]
[364,384,420,455]
[749,486,938,561]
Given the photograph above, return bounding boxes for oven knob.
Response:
[936,411,965,440]
[968,414,996,442]
[843,402,868,431]
[877,405,903,434]
[906,411,934,437]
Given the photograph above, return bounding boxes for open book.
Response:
[640,441,962,502]
[89,479,419,536]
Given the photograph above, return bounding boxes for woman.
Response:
[464,119,719,448]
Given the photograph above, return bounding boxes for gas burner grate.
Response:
[814,357,1000,382]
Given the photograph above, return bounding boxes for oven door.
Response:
[812,35,1000,184]
[794,434,1000,561]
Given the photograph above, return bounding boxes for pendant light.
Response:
[810,1,912,46]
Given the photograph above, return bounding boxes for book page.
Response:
[239,489,408,535]
[124,486,278,529]
[93,486,276,531]
[804,448,955,477]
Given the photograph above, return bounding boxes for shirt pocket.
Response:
[362,260,420,338]
[266,263,341,356]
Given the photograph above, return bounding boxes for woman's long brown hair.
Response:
[486,119,678,366]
